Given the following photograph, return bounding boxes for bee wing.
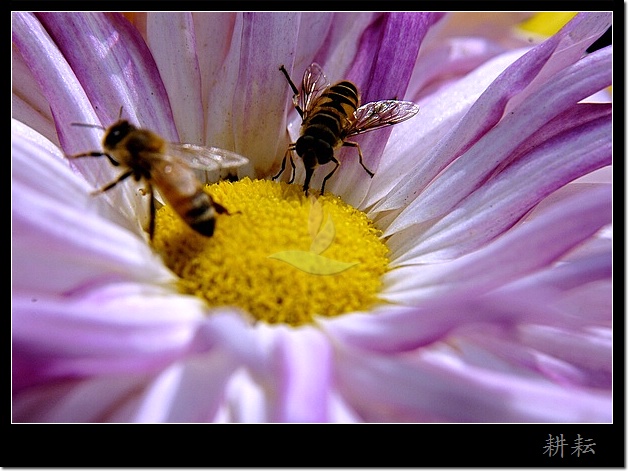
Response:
[300,62,331,120]
[165,143,249,183]
[346,100,420,136]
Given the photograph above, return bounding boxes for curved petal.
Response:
[128,348,238,422]
[448,328,605,388]
[12,13,106,162]
[331,13,444,206]
[364,47,529,209]
[325,236,610,356]
[374,29,561,214]
[389,184,610,277]
[206,322,334,423]
[264,326,333,422]
[12,284,206,391]
[386,47,611,234]
[12,122,163,286]
[518,324,612,388]
[11,44,57,145]
[35,12,178,140]
[232,13,301,174]
[376,13,611,215]
[13,12,177,224]
[13,374,149,423]
[335,345,611,422]
[387,114,611,262]
[407,36,508,100]
[293,13,335,73]
[505,12,612,110]
[145,13,204,144]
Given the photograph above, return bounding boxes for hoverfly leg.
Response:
[273,145,297,183]
[319,158,340,195]
[343,141,374,178]
[272,155,288,180]
[279,65,304,118]
[303,167,313,196]
[287,154,296,184]
[146,182,155,241]
[272,155,287,181]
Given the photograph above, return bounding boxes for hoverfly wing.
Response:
[300,62,331,120]
[347,100,420,136]
[166,143,249,184]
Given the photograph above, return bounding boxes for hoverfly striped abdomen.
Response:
[302,81,358,148]
[274,63,420,195]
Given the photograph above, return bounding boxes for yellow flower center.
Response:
[152,178,389,326]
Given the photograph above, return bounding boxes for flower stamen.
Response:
[152,178,389,326]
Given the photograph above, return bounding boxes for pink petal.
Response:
[335,345,611,422]
[34,12,178,140]
[377,13,611,215]
[231,13,301,174]
[376,29,561,213]
[506,12,612,110]
[390,183,610,274]
[408,34,509,100]
[145,13,205,144]
[445,320,611,389]
[386,47,611,236]
[265,327,333,422]
[13,12,178,221]
[364,48,528,209]
[12,125,166,294]
[518,325,612,388]
[13,285,206,391]
[331,13,444,206]
[129,349,238,422]
[310,13,375,76]
[388,115,611,262]
[13,374,149,422]
[11,46,57,145]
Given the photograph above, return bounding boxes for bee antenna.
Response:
[117,105,124,119]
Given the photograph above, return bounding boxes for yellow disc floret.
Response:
[152,178,389,326]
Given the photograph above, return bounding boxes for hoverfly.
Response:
[273,62,420,195]
[67,114,249,239]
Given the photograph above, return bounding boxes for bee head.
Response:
[103,120,135,150]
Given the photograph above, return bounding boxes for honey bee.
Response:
[67,116,249,239]
[273,62,420,195]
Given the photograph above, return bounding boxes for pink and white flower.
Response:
[12,12,612,422]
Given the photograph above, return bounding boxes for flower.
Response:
[12,12,612,423]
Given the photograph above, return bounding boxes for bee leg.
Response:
[67,151,120,167]
[343,141,375,178]
[320,158,340,195]
[67,150,107,159]
[211,199,231,215]
[90,169,134,195]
